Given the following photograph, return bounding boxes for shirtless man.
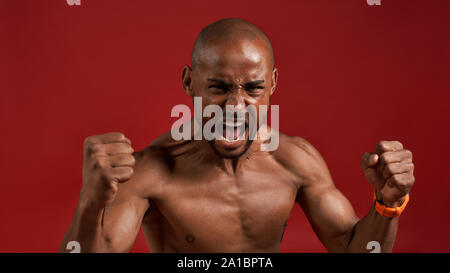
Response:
[60,18,415,253]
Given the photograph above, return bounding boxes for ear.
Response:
[270,67,278,96]
[182,65,194,96]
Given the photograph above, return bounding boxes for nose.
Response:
[225,90,246,109]
[224,90,246,120]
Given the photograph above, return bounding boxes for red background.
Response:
[1,0,449,252]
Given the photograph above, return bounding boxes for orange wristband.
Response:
[373,192,409,218]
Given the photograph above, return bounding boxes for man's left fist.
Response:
[361,140,415,207]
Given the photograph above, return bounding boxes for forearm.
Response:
[60,197,110,253]
[346,204,398,253]
[347,140,415,252]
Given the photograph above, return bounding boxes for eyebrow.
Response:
[243,80,265,85]
[207,79,265,85]
[207,78,230,85]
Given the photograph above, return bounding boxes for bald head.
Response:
[191,18,274,69]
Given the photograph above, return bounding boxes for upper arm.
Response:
[288,137,359,252]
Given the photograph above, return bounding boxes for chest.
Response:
[151,166,299,251]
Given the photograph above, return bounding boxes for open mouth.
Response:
[214,119,248,147]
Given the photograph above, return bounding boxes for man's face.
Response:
[186,38,277,158]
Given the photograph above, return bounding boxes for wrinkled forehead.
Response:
[194,38,273,82]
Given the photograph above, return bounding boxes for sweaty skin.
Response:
[60,19,415,253]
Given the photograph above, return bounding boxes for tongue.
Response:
[225,126,237,140]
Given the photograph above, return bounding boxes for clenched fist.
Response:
[361,141,415,207]
[81,132,135,208]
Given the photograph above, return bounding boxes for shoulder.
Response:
[133,131,173,173]
[273,133,333,187]
[127,131,179,198]
[133,130,196,174]
[273,133,324,170]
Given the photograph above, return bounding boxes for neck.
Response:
[185,119,272,175]
[198,136,268,176]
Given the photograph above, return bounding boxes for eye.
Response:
[208,85,230,95]
[246,86,264,90]
[209,85,228,90]
[245,86,264,96]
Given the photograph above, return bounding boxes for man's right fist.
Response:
[81,132,135,208]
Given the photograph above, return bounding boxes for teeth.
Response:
[214,120,246,143]
[225,125,234,141]
[214,128,238,143]
[223,120,245,127]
